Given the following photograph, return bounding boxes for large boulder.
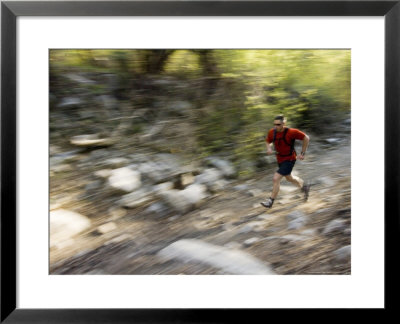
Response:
[157,239,275,275]
[50,209,91,248]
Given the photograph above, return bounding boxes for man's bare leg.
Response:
[271,172,284,199]
[285,174,310,201]
[261,172,283,208]
[285,174,304,189]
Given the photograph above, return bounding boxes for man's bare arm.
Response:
[266,141,273,155]
[299,135,310,160]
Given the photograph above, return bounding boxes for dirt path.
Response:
[50,139,351,275]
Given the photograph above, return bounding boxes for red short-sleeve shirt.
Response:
[266,127,306,164]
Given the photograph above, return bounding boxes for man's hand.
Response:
[298,152,305,160]
[266,142,274,155]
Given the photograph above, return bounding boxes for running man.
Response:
[261,115,310,208]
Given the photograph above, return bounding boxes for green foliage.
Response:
[50,49,350,174]
[164,50,202,77]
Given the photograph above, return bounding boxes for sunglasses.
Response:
[274,123,282,126]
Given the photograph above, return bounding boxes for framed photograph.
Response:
[1,0,398,322]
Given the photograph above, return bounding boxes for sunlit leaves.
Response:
[50,49,350,175]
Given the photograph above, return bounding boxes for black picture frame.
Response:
[1,0,398,322]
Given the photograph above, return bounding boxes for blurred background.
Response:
[50,49,351,275]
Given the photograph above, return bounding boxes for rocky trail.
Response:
[49,72,351,275]
[50,136,351,275]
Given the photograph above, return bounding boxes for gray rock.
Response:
[288,217,307,230]
[205,157,236,178]
[325,138,341,144]
[103,157,130,168]
[279,234,307,243]
[137,155,184,183]
[137,161,164,182]
[117,188,153,208]
[233,184,250,191]
[108,167,141,193]
[129,153,153,164]
[85,180,102,192]
[180,183,208,205]
[51,149,81,160]
[158,183,207,214]
[195,168,223,187]
[210,179,230,193]
[287,210,305,221]
[157,239,275,275]
[145,202,170,217]
[89,149,110,161]
[300,228,318,236]
[57,97,83,108]
[333,245,351,263]
[318,176,336,187]
[238,221,265,234]
[50,151,80,168]
[155,153,182,169]
[153,182,175,193]
[224,242,242,250]
[243,237,260,247]
[70,134,113,147]
[51,164,73,173]
[287,211,308,230]
[248,189,263,197]
[322,219,347,235]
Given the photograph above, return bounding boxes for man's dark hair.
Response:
[274,115,285,122]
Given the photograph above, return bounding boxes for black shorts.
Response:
[277,160,296,176]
